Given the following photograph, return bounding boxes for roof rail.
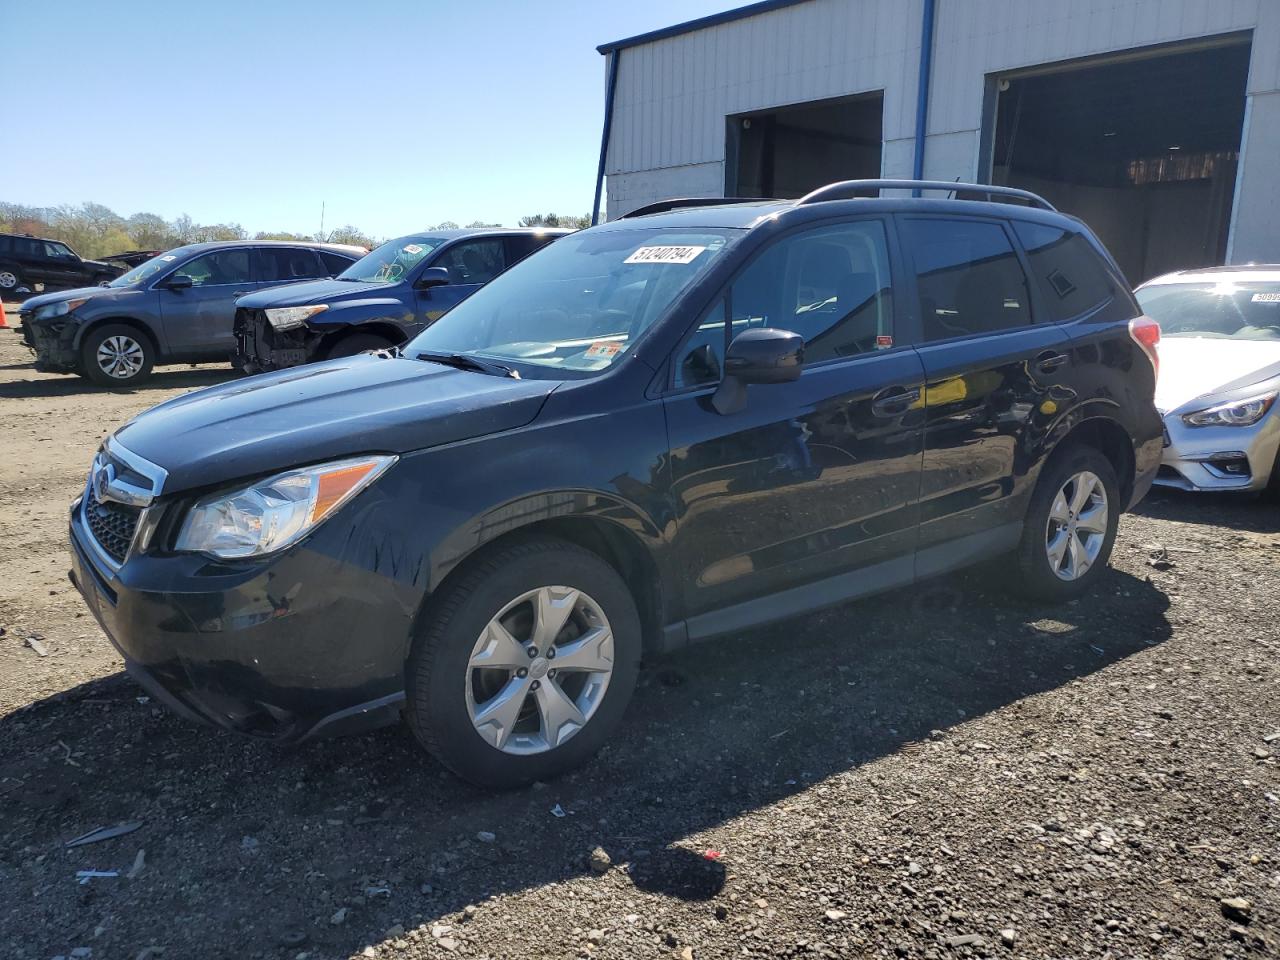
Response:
[619,197,773,219]
[795,179,1056,211]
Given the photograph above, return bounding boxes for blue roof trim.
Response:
[597,0,814,54]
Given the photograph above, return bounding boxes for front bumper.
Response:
[19,315,80,372]
[1154,409,1280,492]
[233,308,318,373]
[67,490,415,742]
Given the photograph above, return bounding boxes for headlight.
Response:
[33,298,87,321]
[1182,392,1277,428]
[175,455,396,559]
[265,304,328,331]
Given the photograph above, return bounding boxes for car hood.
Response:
[113,353,560,493]
[20,285,139,316]
[236,277,401,309]
[1155,338,1280,413]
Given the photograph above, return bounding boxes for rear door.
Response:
[419,237,508,324]
[663,217,926,635]
[898,215,1072,568]
[158,247,256,358]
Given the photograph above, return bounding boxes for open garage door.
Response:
[727,92,883,200]
[989,36,1250,284]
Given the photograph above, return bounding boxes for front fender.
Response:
[306,297,417,333]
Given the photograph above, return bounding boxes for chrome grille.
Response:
[83,499,141,563]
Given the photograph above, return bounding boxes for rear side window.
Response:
[0,236,10,253]
[320,250,356,275]
[902,218,1032,341]
[257,247,325,282]
[1012,220,1132,323]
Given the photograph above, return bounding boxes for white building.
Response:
[595,0,1280,282]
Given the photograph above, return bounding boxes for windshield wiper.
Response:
[414,351,520,379]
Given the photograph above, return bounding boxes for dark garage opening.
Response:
[990,36,1251,284]
[728,92,883,199]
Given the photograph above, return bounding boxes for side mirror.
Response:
[415,266,451,290]
[711,327,804,415]
[162,275,193,290]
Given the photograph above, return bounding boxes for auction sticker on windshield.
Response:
[403,244,424,255]
[624,245,707,265]
[584,341,623,360]
[1253,293,1280,303]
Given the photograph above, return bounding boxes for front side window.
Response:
[171,249,253,287]
[338,235,444,284]
[407,227,740,379]
[674,220,895,387]
[435,239,506,285]
[902,218,1032,341]
[45,241,76,260]
[1137,280,1280,341]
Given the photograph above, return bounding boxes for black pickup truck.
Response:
[0,233,122,297]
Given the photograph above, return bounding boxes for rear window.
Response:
[1012,220,1133,323]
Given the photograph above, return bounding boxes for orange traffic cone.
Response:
[0,294,7,328]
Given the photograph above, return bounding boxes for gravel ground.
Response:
[1,320,1278,960]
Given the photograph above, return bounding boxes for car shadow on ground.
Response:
[1133,486,1279,533]
[0,366,237,399]
[0,566,1170,957]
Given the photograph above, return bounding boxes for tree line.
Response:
[0,202,592,260]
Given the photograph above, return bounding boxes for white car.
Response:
[1136,266,1280,493]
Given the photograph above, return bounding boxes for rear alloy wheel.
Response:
[1011,446,1120,601]
[407,538,641,787]
[0,269,22,292]
[82,324,155,387]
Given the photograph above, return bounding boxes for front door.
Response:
[897,215,1073,565]
[663,218,926,637]
[158,247,257,358]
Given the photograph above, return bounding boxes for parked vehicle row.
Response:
[68,180,1164,787]
[17,229,566,386]
[18,241,366,386]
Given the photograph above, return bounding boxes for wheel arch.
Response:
[74,315,163,358]
[317,320,407,356]
[408,503,668,665]
[1046,415,1137,506]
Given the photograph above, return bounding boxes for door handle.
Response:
[1035,350,1068,374]
[871,386,921,417]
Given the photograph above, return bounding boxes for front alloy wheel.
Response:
[82,324,155,387]
[407,538,641,787]
[466,586,614,754]
[97,335,146,380]
[1045,470,1109,581]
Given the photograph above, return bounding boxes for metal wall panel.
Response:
[603,0,1277,226]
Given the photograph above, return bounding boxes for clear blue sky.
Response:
[1,0,740,238]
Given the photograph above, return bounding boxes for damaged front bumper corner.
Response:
[21,318,80,373]
[233,308,320,373]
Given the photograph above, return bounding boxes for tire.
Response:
[81,324,155,387]
[326,332,396,360]
[1010,445,1121,601]
[0,268,23,293]
[406,537,642,788]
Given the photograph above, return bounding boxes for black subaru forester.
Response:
[69,181,1163,787]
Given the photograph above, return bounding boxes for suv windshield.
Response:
[1137,280,1280,340]
[339,235,444,284]
[406,227,739,377]
[109,249,193,288]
